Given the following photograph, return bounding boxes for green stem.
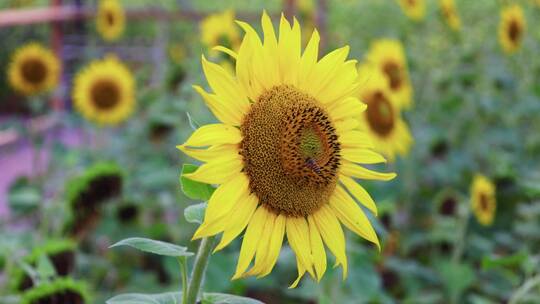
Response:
[452,204,470,263]
[184,237,215,304]
[178,257,188,304]
[508,274,540,304]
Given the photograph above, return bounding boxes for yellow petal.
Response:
[258,214,286,277]
[286,217,315,279]
[205,173,249,224]
[289,257,307,288]
[212,46,237,59]
[341,147,386,164]
[340,130,374,149]
[178,144,237,163]
[328,96,367,121]
[214,193,259,252]
[339,174,378,215]
[317,61,359,105]
[232,207,268,279]
[312,205,348,278]
[305,46,349,96]
[278,14,301,85]
[308,216,326,281]
[298,29,320,89]
[329,186,380,249]
[334,118,359,133]
[201,55,249,109]
[340,160,396,181]
[193,85,245,126]
[183,153,243,184]
[181,124,242,147]
[244,211,276,277]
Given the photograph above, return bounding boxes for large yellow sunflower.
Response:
[357,64,412,162]
[8,43,61,96]
[200,10,241,52]
[439,0,461,31]
[96,0,125,42]
[72,56,135,125]
[179,12,396,287]
[397,0,426,21]
[470,174,496,226]
[498,4,526,55]
[366,39,413,110]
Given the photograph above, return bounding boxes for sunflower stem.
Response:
[184,236,215,304]
[178,257,188,304]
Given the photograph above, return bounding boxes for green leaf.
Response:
[184,203,207,224]
[110,237,193,257]
[202,293,264,304]
[107,292,182,304]
[437,260,475,303]
[36,254,56,280]
[8,184,40,215]
[481,251,527,270]
[180,164,215,201]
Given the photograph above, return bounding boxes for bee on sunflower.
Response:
[470,174,496,226]
[72,56,135,125]
[366,39,413,110]
[179,12,396,287]
[498,4,526,55]
[439,0,461,31]
[64,162,123,237]
[397,0,426,21]
[10,239,77,292]
[357,64,412,162]
[20,278,89,304]
[96,0,125,41]
[7,43,61,96]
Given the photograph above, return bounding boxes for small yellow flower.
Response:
[96,0,125,41]
[470,174,496,226]
[179,12,396,287]
[366,39,413,110]
[7,43,61,96]
[200,10,241,52]
[358,64,413,162]
[168,43,186,65]
[398,0,426,21]
[498,4,526,55]
[439,0,461,31]
[72,56,135,125]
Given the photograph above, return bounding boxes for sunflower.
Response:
[10,239,77,292]
[73,56,135,125]
[200,10,241,52]
[21,278,89,304]
[439,0,461,31]
[498,4,526,55]
[7,43,60,96]
[357,64,412,161]
[96,0,125,41]
[470,174,496,226]
[398,0,426,21]
[366,39,413,109]
[179,12,396,287]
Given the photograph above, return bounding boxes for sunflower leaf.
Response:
[180,164,215,201]
[109,237,193,257]
[202,293,264,304]
[184,202,207,224]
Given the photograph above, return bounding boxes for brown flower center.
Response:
[90,79,120,110]
[240,85,340,217]
[365,90,395,136]
[21,58,47,85]
[479,193,490,211]
[105,11,115,26]
[508,20,521,43]
[382,61,403,91]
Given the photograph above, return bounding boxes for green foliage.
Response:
[110,237,193,258]
[107,292,264,304]
[180,164,215,201]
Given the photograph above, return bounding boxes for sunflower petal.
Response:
[339,175,378,215]
[212,46,237,59]
[329,186,380,249]
[204,173,249,223]
[232,207,268,279]
[214,193,259,252]
[244,212,276,277]
[340,130,374,149]
[298,29,320,89]
[341,160,396,181]
[289,257,307,288]
[193,85,245,125]
[328,96,367,121]
[286,217,315,279]
[177,144,237,163]
[312,205,348,278]
[181,124,242,147]
[258,214,286,277]
[341,147,387,164]
[308,216,326,281]
[183,153,243,184]
[201,55,249,109]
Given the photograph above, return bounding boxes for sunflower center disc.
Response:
[106,11,115,26]
[90,80,120,110]
[508,20,521,43]
[366,90,395,136]
[479,193,489,211]
[21,58,47,85]
[240,85,340,217]
[382,61,402,91]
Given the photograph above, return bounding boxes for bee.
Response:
[305,158,322,175]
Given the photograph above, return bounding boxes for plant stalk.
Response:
[184,236,215,304]
[178,257,188,304]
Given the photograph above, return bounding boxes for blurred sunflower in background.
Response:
[498,4,526,55]
[366,39,413,110]
[200,10,241,52]
[7,42,60,96]
[358,64,412,161]
[439,0,461,31]
[72,56,135,125]
[397,0,426,21]
[470,174,496,226]
[180,12,396,287]
[96,0,125,42]
[20,278,89,304]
